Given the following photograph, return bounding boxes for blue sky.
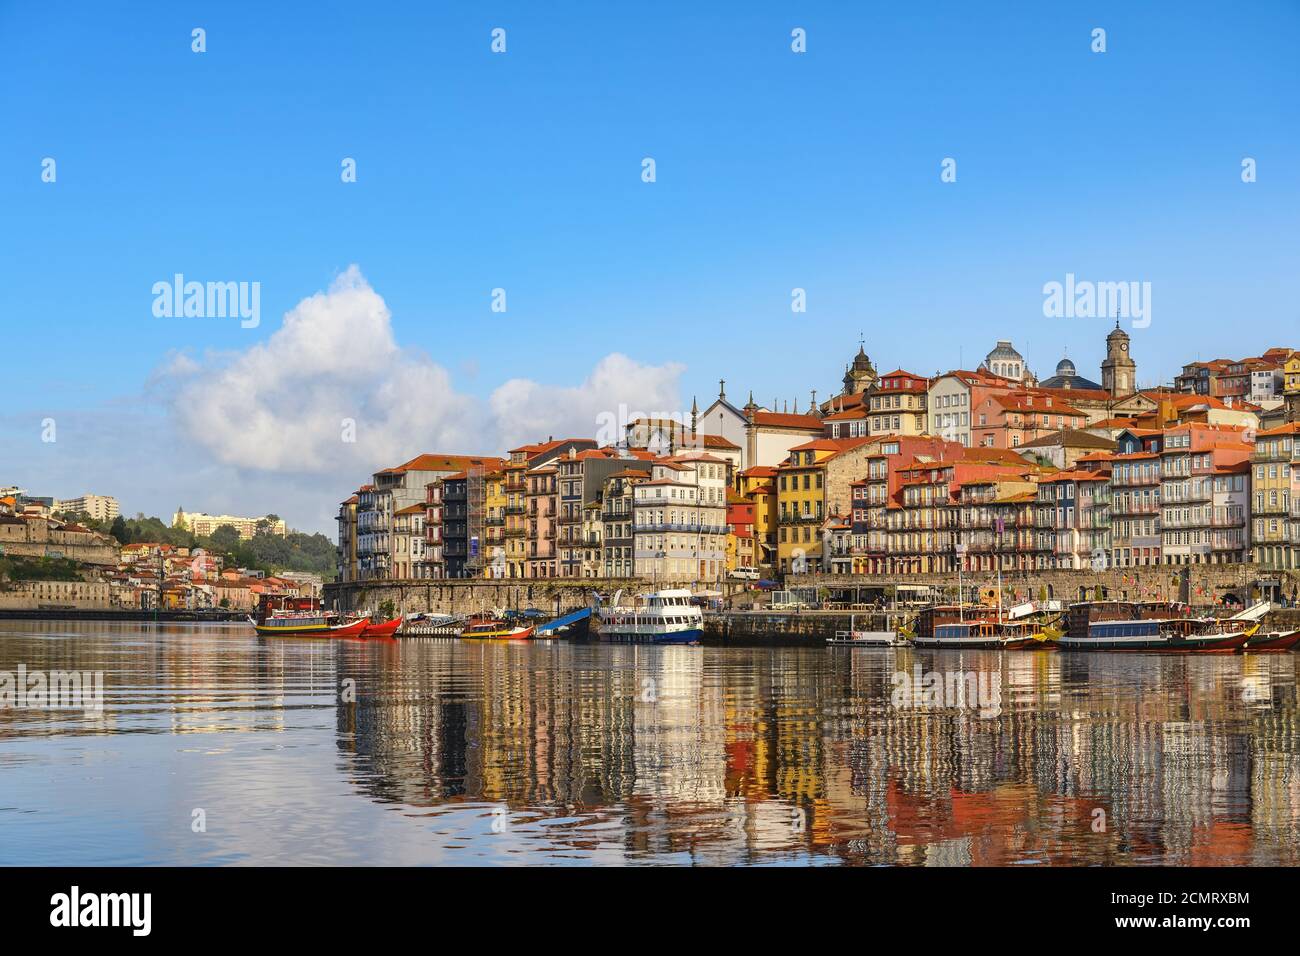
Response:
[2,2,1297,533]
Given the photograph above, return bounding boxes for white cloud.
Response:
[167,266,484,473]
[489,353,686,450]
[164,266,686,480]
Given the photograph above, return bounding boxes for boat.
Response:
[360,616,403,639]
[911,618,1057,650]
[595,588,703,645]
[907,583,1061,649]
[459,619,537,640]
[535,607,593,640]
[248,595,371,638]
[1057,615,1257,653]
[1243,628,1300,652]
[827,612,908,646]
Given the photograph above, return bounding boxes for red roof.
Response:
[749,411,822,430]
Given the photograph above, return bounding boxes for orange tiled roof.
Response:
[749,411,822,430]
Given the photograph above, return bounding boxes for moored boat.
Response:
[251,611,370,638]
[827,612,909,646]
[1057,616,1257,653]
[595,588,703,645]
[1243,628,1300,652]
[360,616,403,638]
[911,617,1057,650]
[459,619,537,640]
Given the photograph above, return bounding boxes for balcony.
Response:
[1114,475,1159,487]
[1112,502,1159,515]
[634,523,727,534]
[1210,515,1245,528]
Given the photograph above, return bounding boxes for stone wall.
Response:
[326,578,647,616]
[0,517,120,567]
[328,564,1300,618]
[784,564,1300,605]
[0,580,112,609]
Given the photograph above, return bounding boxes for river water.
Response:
[1,621,1298,866]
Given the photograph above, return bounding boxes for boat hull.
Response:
[1244,629,1300,652]
[360,616,403,638]
[911,636,1006,650]
[460,624,537,640]
[827,631,901,647]
[600,627,703,645]
[1057,631,1251,653]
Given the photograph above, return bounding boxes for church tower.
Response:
[1101,321,1136,396]
[842,342,877,396]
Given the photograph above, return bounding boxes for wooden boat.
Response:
[360,616,403,639]
[249,595,370,638]
[460,619,537,640]
[911,617,1058,650]
[1057,616,1257,653]
[251,613,370,638]
[1243,628,1300,652]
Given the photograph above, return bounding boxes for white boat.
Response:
[826,613,906,646]
[595,588,703,645]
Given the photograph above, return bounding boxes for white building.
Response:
[928,371,984,447]
[173,508,286,540]
[54,494,120,522]
[633,454,729,583]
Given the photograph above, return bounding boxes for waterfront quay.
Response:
[325,563,1300,646]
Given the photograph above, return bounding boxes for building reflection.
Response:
[4,621,1294,865]
[335,642,1300,865]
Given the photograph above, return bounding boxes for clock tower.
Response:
[1101,321,1136,397]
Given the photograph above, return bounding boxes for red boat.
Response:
[1244,628,1300,652]
[251,612,370,638]
[360,616,403,639]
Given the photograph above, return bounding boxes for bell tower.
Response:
[841,338,877,395]
[1101,321,1136,397]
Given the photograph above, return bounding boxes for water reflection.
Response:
[1,621,1298,865]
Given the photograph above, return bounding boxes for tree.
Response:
[109,515,130,544]
[209,524,242,554]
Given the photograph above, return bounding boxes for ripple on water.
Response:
[0,623,1298,864]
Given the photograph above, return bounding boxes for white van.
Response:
[728,567,760,581]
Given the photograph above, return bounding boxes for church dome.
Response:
[1056,357,1077,377]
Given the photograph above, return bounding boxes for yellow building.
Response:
[776,442,836,574]
[502,450,531,578]
[867,369,930,436]
[1284,352,1300,395]
[734,465,778,570]
[483,468,507,577]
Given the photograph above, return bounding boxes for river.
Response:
[1,621,1298,865]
